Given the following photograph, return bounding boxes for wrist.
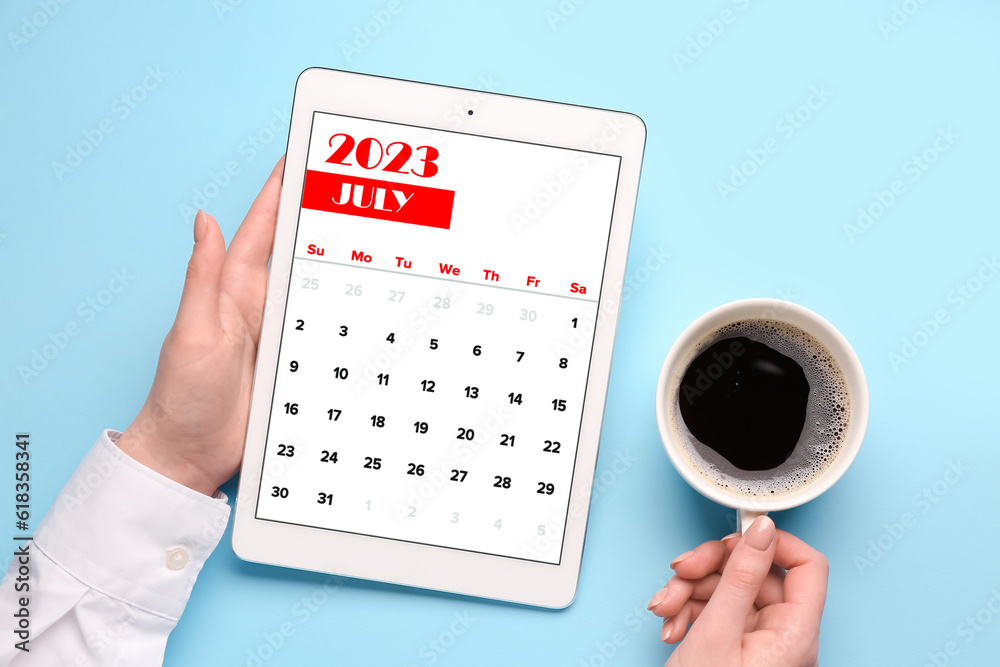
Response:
[116,418,221,497]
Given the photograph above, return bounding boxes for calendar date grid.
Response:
[255,254,600,563]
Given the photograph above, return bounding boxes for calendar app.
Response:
[255,111,622,564]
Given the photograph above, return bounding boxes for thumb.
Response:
[698,515,777,637]
[174,210,225,332]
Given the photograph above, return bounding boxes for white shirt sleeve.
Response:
[0,430,231,666]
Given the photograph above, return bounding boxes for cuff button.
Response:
[166,547,189,571]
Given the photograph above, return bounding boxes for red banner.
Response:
[301,170,454,230]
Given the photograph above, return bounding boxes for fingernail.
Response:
[194,210,207,243]
[745,515,775,551]
[720,532,741,543]
[647,585,669,610]
[669,551,693,569]
[661,620,672,642]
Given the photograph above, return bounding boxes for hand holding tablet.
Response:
[232,68,645,607]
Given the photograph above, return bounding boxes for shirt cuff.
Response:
[34,429,231,621]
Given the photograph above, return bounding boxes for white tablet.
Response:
[232,68,645,608]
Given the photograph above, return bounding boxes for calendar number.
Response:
[384,142,410,173]
[339,325,348,337]
[429,338,439,350]
[302,278,319,290]
[327,409,341,421]
[414,421,429,434]
[377,373,390,386]
[464,386,479,399]
[295,319,305,330]
[364,457,382,470]
[317,492,333,505]
[432,297,451,309]
[450,469,468,482]
[283,402,299,415]
[552,399,567,412]
[271,486,289,498]
[371,415,386,428]
[451,512,460,523]
[354,137,380,169]
[559,358,568,369]
[326,133,355,166]
[406,463,425,476]
[388,290,406,302]
[494,519,503,529]
[333,367,349,380]
[289,361,299,372]
[493,476,512,489]
[537,482,555,495]
[515,351,525,362]
[386,333,395,343]
[520,309,537,321]
[472,345,482,356]
[499,434,515,447]
[476,303,494,315]
[276,444,294,457]
[412,145,440,178]
[345,283,363,296]
[330,135,392,169]
[543,440,561,453]
[420,379,436,392]
[358,137,384,170]
[508,392,523,405]
[456,427,475,441]
[320,450,339,463]
[325,133,439,178]
[571,317,578,328]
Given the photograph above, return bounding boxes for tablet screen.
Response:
[255,110,622,564]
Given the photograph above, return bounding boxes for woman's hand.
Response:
[115,157,284,496]
[648,516,829,667]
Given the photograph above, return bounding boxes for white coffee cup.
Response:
[655,299,869,532]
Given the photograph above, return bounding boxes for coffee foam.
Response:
[668,318,851,498]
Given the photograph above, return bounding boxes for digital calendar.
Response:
[234,68,645,607]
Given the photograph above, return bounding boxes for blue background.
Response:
[2,1,999,665]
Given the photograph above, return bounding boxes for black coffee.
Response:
[669,318,850,497]
[678,337,809,471]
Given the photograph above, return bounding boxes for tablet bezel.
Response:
[232,67,645,608]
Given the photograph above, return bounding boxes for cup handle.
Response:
[738,509,767,534]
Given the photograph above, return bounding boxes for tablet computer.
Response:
[232,67,645,608]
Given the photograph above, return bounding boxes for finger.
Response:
[227,155,284,270]
[716,532,740,572]
[174,211,225,333]
[655,533,739,613]
[669,599,708,643]
[696,515,777,637]
[650,573,722,617]
[755,564,786,609]
[669,537,731,580]
[649,533,741,614]
[717,542,785,609]
[771,530,829,628]
[222,157,285,324]
[662,599,698,644]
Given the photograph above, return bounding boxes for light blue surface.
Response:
[2,1,999,664]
